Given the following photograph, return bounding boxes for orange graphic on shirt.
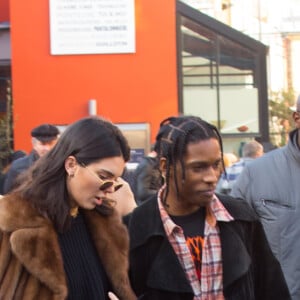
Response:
[186,236,205,280]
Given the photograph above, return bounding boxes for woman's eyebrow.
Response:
[98,169,116,178]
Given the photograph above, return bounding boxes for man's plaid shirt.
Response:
[158,188,234,300]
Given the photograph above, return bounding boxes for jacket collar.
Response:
[288,129,300,163]
[219,222,251,289]
[129,197,166,249]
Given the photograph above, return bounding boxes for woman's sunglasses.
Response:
[80,163,123,192]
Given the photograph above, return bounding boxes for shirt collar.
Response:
[157,185,233,235]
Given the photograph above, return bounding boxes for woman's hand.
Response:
[108,291,119,300]
[111,177,137,216]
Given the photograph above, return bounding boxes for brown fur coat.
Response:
[0,194,137,300]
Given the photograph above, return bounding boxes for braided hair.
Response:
[155,115,224,206]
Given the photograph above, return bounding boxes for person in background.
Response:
[231,94,300,300]
[0,116,136,300]
[222,152,238,168]
[4,123,60,193]
[217,140,264,195]
[126,115,290,300]
[131,143,162,205]
[0,150,26,194]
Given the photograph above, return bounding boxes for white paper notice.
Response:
[49,0,135,55]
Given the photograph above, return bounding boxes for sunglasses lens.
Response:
[100,181,114,191]
[114,184,123,192]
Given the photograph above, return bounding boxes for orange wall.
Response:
[0,0,9,21]
[10,0,178,152]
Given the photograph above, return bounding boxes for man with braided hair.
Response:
[125,115,290,300]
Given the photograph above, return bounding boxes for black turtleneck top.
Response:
[58,212,111,300]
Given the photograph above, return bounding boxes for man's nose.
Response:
[203,166,219,183]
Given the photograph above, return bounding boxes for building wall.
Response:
[0,0,9,22]
[10,0,178,151]
[291,37,300,95]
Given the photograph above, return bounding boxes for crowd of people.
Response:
[0,95,299,299]
[216,140,264,195]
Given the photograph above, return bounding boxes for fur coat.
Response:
[0,194,137,300]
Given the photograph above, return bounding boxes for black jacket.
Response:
[3,150,39,193]
[131,156,161,205]
[126,194,290,300]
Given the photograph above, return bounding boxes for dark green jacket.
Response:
[126,194,290,300]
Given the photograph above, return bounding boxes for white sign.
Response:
[49,0,135,55]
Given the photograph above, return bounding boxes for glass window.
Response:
[179,15,260,135]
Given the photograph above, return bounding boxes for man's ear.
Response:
[293,112,300,129]
[159,157,167,177]
[65,156,78,176]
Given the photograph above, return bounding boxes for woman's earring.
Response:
[161,174,166,185]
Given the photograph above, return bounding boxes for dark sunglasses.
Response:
[80,163,123,192]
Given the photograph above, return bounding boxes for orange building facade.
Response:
[8,0,178,152]
[2,0,272,157]
[0,0,9,21]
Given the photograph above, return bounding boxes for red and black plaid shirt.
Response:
[158,187,233,300]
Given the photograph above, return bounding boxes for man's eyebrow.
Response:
[185,161,208,168]
[186,158,222,166]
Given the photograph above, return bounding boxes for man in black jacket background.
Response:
[4,123,59,193]
[130,144,162,205]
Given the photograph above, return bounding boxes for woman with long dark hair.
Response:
[0,116,136,300]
